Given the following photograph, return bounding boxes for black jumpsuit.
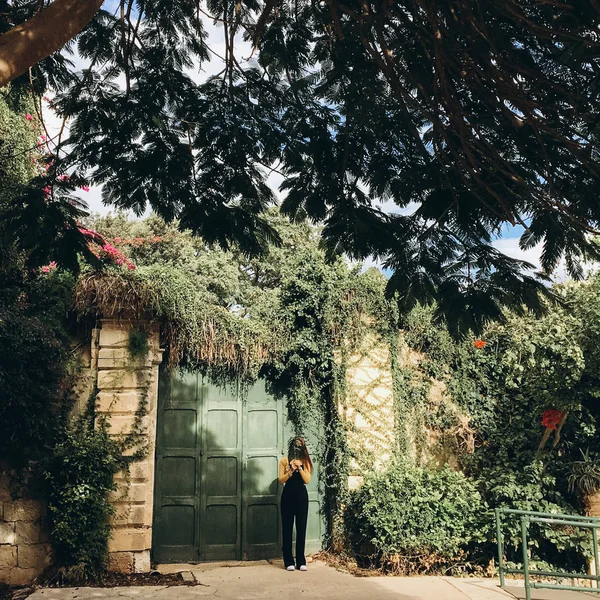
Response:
[281,467,309,568]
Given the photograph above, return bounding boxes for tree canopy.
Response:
[2,1,600,331]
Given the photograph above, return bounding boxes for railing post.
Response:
[593,527,600,589]
[521,517,531,600]
[496,508,505,588]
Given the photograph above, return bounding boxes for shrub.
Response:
[0,271,75,465]
[478,461,591,574]
[346,461,486,573]
[41,421,127,582]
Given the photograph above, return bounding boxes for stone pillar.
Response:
[96,318,163,573]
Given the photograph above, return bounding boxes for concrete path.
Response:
[27,561,597,600]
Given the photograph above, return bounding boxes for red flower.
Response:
[42,186,51,197]
[474,340,487,349]
[80,185,90,192]
[541,409,566,430]
[25,113,33,121]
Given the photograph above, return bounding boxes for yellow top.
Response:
[278,456,311,485]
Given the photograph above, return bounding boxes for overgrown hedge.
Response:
[346,462,486,574]
[41,423,126,581]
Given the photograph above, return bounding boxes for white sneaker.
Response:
[286,565,295,571]
[299,565,308,571]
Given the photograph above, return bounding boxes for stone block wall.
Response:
[0,331,99,586]
[96,318,163,574]
[342,332,396,490]
[337,332,396,492]
[0,479,51,586]
[0,317,163,585]
[342,332,470,489]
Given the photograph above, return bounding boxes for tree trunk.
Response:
[0,0,104,88]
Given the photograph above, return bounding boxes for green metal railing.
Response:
[495,507,600,600]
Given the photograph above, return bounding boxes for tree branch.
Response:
[0,0,104,87]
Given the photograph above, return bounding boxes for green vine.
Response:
[11,206,600,578]
[41,327,153,583]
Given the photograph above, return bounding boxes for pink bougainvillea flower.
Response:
[80,185,90,192]
[80,227,135,269]
[42,186,51,197]
[77,226,105,243]
[25,113,33,121]
[40,261,57,274]
[473,340,486,349]
[58,174,70,182]
[39,134,46,142]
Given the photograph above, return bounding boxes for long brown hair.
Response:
[288,437,313,473]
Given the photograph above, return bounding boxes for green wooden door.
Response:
[153,372,323,563]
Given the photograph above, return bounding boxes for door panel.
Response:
[199,382,241,560]
[242,380,283,560]
[152,372,200,563]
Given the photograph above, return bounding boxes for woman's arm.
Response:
[278,457,292,484]
[299,464,311,485]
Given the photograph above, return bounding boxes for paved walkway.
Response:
[27,561,598,600]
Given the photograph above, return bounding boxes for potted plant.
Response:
[569,450,600,517]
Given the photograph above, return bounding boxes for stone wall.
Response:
[342,332,396,490]
[0,331,99,586]
[0,318,164,585]
[342,332,471,489]
[96,318,163,574]
[0,476,51,585]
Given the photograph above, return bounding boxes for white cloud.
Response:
[490,236,587,283]
[491,237,543,269]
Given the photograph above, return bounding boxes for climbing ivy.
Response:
[8,199,600,577]
[81,212,401,552]
[81,212,600,572]
[389,279,600,573]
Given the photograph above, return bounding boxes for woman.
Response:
[278,436,313,571]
